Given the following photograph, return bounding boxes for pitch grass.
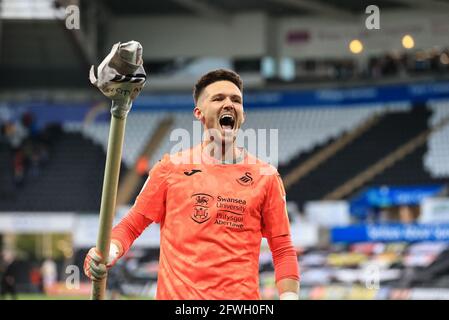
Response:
[15,294,153,300]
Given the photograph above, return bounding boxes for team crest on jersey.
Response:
[236,172,253,186]
[191,193,213,224]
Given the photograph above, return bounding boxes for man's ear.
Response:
[241,111,246,125]
[193,106,204,122]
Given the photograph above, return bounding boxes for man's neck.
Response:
[201,140,243,164]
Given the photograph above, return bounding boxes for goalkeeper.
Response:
[84,69,300,300]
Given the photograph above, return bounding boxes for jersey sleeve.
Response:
[111,210,153,254]
[130,154,171,223]
[261,171,291,238]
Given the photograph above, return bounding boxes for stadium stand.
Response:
[284,105,433,207]
[0,130,121,212]
[243,106,385,165]
[424,100,449,178]
[281,111,383,189]
[64,111,169,168]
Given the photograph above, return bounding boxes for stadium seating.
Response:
[0,130,119,212]
[424,100,449,178]
[64,111,169,168]
[244,106,384,165]
[284,105,433,207]
[356,103,449,189]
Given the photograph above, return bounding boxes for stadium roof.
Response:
[100,0,449,17]
[2,0,448,20]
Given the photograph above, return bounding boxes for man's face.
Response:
[194,80,245,144]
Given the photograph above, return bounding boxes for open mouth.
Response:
[219,114,235,131]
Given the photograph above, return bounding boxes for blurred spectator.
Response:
[41,258,57,293]
[381,54,399,76]
[1,120,28,186]
[21,112,49,178]
[0,251,18,300]
[0,111,52,188]
[368,57,382,79]
[107,259,127,300]
[399,205,420,224]
[21,112,38,138]
[29,263,44,294]
[270,46,449,84]
[135,155,149,176]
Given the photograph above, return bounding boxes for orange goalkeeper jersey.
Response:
[131,144,291,300]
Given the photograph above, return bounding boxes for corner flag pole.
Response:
[91,104,128,300]
[89,41,145,300]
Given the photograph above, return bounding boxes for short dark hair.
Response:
[193,69,243,104]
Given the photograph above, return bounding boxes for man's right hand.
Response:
[83,242,122,281]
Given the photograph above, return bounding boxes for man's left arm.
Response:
[267,234,300,300]
[261,170,300,300]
